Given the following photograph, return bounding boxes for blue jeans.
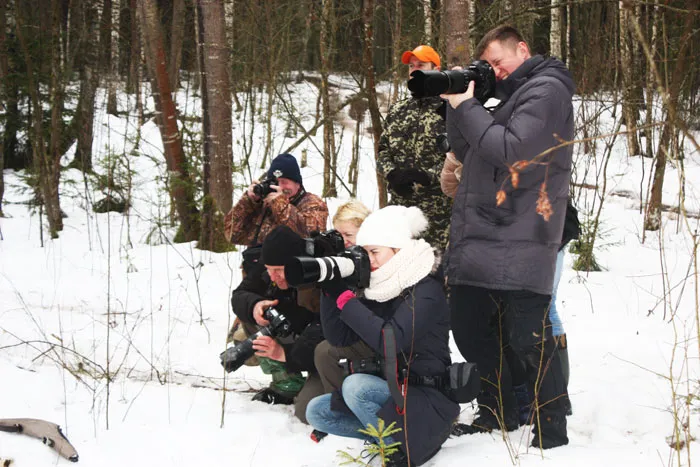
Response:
[550,249,566,336]
[306,374,392,442]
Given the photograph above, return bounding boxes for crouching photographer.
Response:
[223,225,327,423]
[303,206,478,467]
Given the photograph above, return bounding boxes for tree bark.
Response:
[444,0,471,67]
[390,0,402,103]
[199,0,232,251]
[73,0,100,172]
[139,0,200,242]
[550,0,562,59]
[619,1,641,157]
[100,0,118,114]
[362,0,387,207]
[0,0,6,216]
[169,0,185,91]
[644,11,694,231]
[422,0,432,45]
[320,0,337,197]
[16,0,64,237]
[47,0,66,234]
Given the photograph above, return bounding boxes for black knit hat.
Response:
[268,153,302,184]
[262,226,307,266]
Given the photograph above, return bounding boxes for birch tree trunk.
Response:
[199,0,232,251]
[362,0,387,207]
[422,0,432,45]
[139,0,200,241]
[445,0,471,66]
[550,0,562,59]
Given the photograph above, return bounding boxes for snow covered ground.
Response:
[0,82,698,466]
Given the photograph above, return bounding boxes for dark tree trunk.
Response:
[139,0,200,242]
[73,0,100,172]
[0,0,7,216]
[319,0,337,197]
[644,12,694,231]
[362,0,387,207]
[16,0,63,237]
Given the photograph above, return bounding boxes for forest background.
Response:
[0,0,699,466]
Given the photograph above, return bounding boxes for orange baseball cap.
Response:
[401,45,440,68]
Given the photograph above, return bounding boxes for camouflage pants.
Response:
[259,358,306,397]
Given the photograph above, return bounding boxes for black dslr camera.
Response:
[408,59,496,104]
[303,229,345,258]
[253,174,278,198]
[285,229,371,291]
[219,307,291,373]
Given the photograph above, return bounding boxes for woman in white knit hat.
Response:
[306,206,458,467]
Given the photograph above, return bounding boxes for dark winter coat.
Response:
[320,275,459,466]
[445,55,575,295]
[230,260,323,373]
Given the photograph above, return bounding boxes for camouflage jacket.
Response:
[377,95,447,200]
[377,96,452,251]
[224,188,329,247]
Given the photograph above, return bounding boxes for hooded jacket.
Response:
[445,55,575,294]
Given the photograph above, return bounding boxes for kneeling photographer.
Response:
[303,206,473,467]
[224,225,327,423]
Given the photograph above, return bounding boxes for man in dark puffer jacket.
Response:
[444,25,574,449]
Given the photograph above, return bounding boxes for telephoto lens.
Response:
[284,245,371,290]
[407,60,496,104]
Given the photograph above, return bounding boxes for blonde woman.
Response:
[332,200,371,248]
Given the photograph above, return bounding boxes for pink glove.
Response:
[336,290,356,310]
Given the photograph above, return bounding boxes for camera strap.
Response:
[381,323,408,414]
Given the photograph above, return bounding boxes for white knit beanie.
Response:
[356,206,429,248]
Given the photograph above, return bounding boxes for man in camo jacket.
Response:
[224,153,328,249]
[377,45,452,253]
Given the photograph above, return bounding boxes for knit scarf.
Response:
[363,239,436,303]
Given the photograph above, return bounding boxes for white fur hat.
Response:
[356,205,429,249]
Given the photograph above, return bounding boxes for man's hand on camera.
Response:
[442,80,475,109]
[246,180,261,201]
[263,184,286,204]
[252,335,286,362]
[253,299,278,326]
[387,168,431,197]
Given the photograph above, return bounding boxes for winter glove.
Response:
[387,168,432,197]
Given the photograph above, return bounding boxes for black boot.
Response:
[531,415,569,449]
[451,410,519,436]
[251,387,294,405]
